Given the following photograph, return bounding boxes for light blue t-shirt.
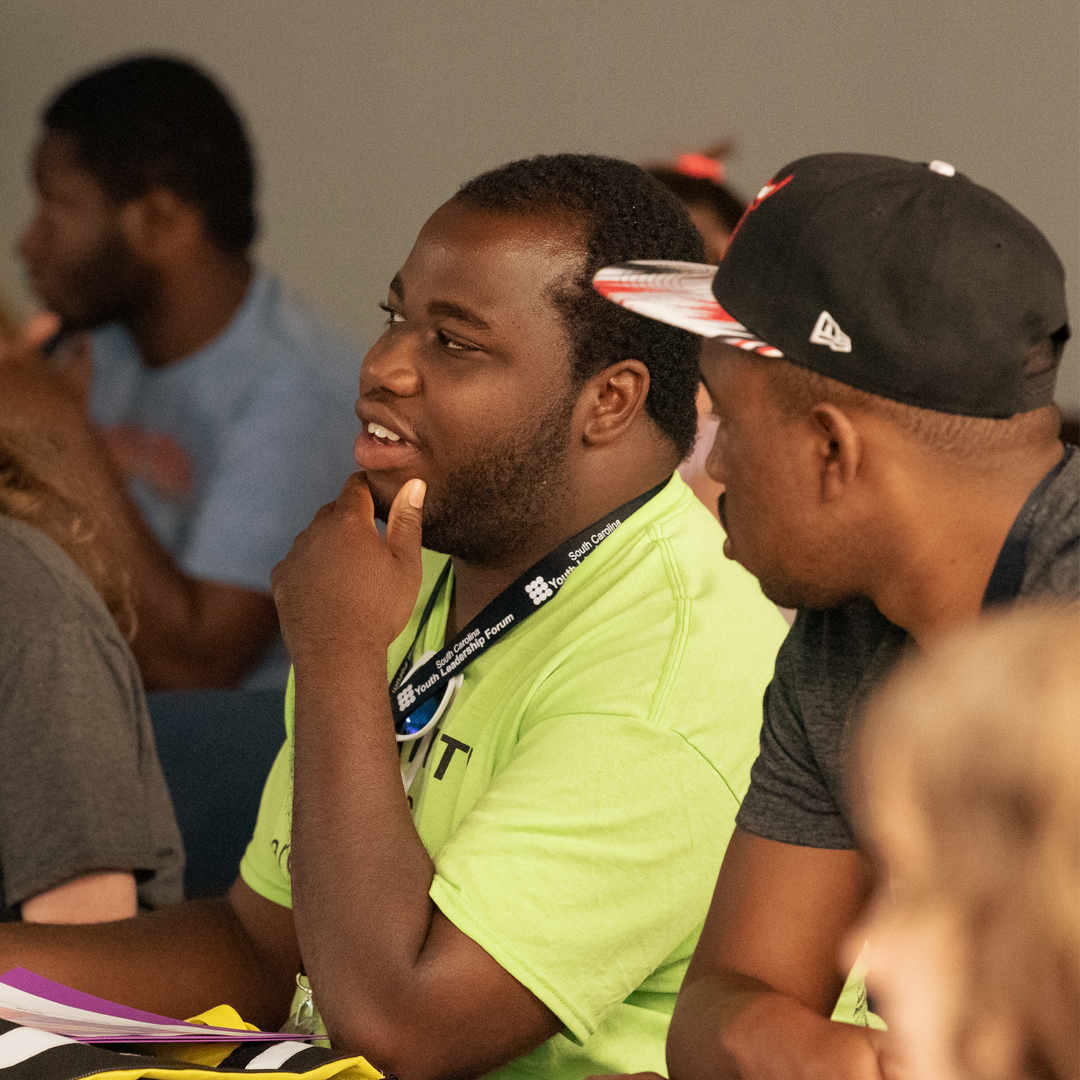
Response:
[90,271,362,687]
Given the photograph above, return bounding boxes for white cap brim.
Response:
[592,260,783,357]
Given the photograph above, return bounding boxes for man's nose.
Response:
[358,332,421,399]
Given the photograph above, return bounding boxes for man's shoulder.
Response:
[582,474,772,613]
[0,516,107,627]
[737,599,906,849]
[768,598,909,770]
[511,477,787,729]
[0,517,132,682]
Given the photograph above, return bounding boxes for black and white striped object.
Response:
[0,1019,383,1080]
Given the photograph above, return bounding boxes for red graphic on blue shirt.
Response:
[103,424,195,504]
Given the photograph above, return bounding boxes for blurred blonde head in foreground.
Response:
[0,427,135,640]
[852,603,1079,1080]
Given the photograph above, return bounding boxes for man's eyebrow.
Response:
[389,274,404,299]
[427,300,490,332]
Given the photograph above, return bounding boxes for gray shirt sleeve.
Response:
[0,517,184,917]
[736,600,908,850]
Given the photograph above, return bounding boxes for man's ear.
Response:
[118,188,202,263]
[808,402,863,503]
[579,359,650,447]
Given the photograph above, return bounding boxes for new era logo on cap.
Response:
[809,311,852,353]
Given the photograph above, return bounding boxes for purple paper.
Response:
[1,968,190,1026]
[80,1034,293,1043]
[0,968,307,1041]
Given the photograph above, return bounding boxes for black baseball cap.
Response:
[594,153,1069,418]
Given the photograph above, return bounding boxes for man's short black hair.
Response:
[456,153,706,460]
[44,55,256,252]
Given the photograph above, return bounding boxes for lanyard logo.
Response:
[525,576,553,604]
[389,478,669,729]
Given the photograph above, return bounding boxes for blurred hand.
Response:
[102,423,195,503]
[0,314,94,430]
[0,311,60,359]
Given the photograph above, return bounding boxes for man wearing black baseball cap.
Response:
[594,153,1078,1080]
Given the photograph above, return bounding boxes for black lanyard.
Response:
[389,478,669,726]
[982,444,1073,609]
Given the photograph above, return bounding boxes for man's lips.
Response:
[353,415,418,472]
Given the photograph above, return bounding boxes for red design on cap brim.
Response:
[592,261,784,356]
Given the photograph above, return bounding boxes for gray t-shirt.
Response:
[0,515,184,918]
[737,446,1079,849]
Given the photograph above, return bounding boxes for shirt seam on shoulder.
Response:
[644,527,691,725]
[669,729,746,808]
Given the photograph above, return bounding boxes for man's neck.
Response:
[445,461,673,636]
[870,441,1064,644]
[127,252,252,368]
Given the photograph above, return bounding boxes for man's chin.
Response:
[757,580,803,611]
[363,473,400,523]
[757,574,856,613]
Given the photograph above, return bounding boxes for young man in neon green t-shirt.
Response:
[0,154,787,1080]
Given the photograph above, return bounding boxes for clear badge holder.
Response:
[280,974,324,1038]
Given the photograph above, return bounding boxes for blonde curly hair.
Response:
[0,429,136,641]
[854,604,1079,1080]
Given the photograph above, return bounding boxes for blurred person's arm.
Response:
[0,317,277,688]
[0,878,300,1031]
[666,827,894,1080]
[22,872,137,924]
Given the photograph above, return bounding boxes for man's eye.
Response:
[437,331,473,351]
[378,302,404,324]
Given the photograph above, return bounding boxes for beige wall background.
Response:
[1,0,1077,412]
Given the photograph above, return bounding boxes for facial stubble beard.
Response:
[372,390,579,567]
[47,221,156,333]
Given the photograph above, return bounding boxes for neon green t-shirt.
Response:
[240,475,789,1080]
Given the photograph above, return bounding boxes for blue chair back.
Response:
[148,689,286,899]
